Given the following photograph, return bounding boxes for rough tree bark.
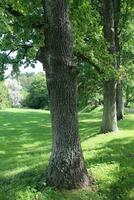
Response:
[43,0,90,189]
[101,0,118,133]
[101,80,118,133]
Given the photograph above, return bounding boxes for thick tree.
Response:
[0,0,91,189]
[43,0,90,189]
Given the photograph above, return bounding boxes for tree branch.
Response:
[75,52,103,74]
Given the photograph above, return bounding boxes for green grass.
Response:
[0,108,134,200]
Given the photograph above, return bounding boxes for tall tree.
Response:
[116,0,134,120]
[43,0,90,189]
[114,0,124,120]
[100,0,119,133]
[0,0,91,189]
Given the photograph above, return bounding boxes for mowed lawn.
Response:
[0,108,134,200]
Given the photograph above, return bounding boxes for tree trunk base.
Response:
[46,150,92,189]
[100,126,118,134]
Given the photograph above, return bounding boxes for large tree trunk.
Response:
[101,0,118,133]
[43,0,90,189]
[116,81,124,120]
[101,80,118,133]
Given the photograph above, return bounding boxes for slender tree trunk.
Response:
[116,81,124,120]
[125,86,130,107]
[43,0,90,189]
[114,0,124,120]
[101,0,118,133]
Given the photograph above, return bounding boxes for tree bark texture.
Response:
[43,0,90,189]
[101,0,118,133]
[101,80,118,133]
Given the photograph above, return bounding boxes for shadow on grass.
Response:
[118,116,134,130]
[0,110,52,178]
[86,137,134,200]
[0,109,134,200]
[0,109,53,199]
[79,110,134,199]
[79,111,102,141]
[0,166,46,200]
[80,121,100,141]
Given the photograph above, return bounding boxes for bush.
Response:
[26,73,49,109]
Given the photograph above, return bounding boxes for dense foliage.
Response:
[78,62,102,110]
[0,0,133,110]
[25,73,49,109]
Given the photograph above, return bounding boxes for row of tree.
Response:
[0,0,134,189]
[2,69,134,111]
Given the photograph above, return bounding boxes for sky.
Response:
[5,61,44,77]
[20,62,43,73]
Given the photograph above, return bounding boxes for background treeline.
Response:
[0,0,134,114]
[1,69,134,111]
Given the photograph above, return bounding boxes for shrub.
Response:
[26,73,49,109]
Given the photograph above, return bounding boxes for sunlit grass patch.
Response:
[0,108,134,200]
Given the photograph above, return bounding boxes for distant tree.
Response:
[100,0,134,130]
[17,72,35,92]
[6,79,22,108]
[26,73,48,109]
[0,81,11,109]
[100,0,120,133]
[17,72,36,106]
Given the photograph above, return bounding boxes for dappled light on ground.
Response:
[0,108,134,200]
